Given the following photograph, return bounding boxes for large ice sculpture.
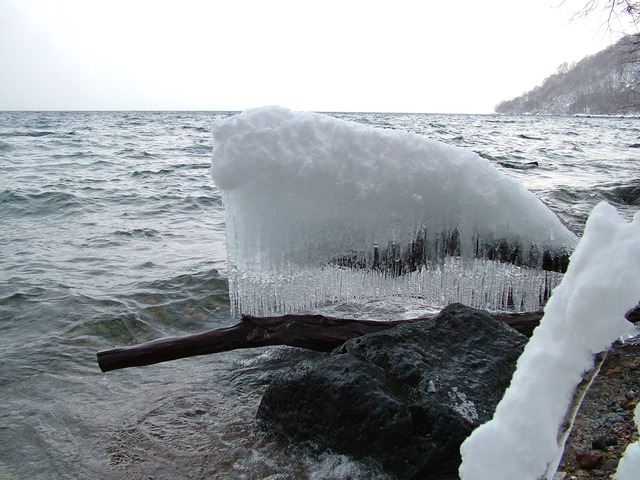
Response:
[459,202,640,480]
[211,107,578,315]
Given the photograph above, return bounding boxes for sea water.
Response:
[1,111,639,479]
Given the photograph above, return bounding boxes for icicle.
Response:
[227,259,564,316]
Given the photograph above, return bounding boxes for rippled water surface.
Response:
[1,111,639,479]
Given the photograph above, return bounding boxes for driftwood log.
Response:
[96,310,543,372]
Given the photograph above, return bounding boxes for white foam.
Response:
[211,106,577,315]
[459,202,640,480]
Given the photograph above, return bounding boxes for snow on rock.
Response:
[615,401,640,479]
[459,202,640,480]
[211,106,577,315]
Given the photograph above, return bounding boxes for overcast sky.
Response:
[0,0,635,113]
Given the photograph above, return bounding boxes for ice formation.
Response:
[211,106,577,315]
[459,202,640,480]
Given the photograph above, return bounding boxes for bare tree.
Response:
[574,2,640,109]
[574,1,640,51]
[576,0,640,26]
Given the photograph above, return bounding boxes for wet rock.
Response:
[625,303,640,323]
[592,434,617,450]
[576,450,604,469]
[257,303,527,480]
[602,458,619,471]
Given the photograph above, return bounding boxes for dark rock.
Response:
[592,435,618,450]
[576,450,604,469]
[602,458,619,471]
[257,303,528,479]
[625,303,640,323]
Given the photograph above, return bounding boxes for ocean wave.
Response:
[485,117,519,124]
[111,228,162,238]
[0,288,48,306]
[545,182,640,234]
[0,130,57,137]
[87,159,118,168]
[130,168,174,177]
[600,180,640,206]
[80,308,161,345]
[548,187,584,203]
[112,270,231,333]
[177,194,223,212]
[83,230,157,248]
[124,150,158,159]
[0,188,82,215]
[498,160,539,170]
[181,125,210,133]
[51,150,95,159]
[116,147,136,155]
[552,181,640,210]
[174,162,211,170]
[135,269,227,294]
[129,163,211,178]
[517,133,546,140]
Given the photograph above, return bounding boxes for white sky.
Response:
[0,0,635,113]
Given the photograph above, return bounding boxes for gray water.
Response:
[1,111,639,479]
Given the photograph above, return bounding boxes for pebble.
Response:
[559,343,640,478]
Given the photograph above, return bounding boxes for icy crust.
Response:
[459,202,640,480]
[211,106,577,315]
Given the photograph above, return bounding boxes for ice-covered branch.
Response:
[459,202,640,480]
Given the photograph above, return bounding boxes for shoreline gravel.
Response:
[556,337,640,479]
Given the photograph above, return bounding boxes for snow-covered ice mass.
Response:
[459,202,640,480]
[211,106,577,315]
